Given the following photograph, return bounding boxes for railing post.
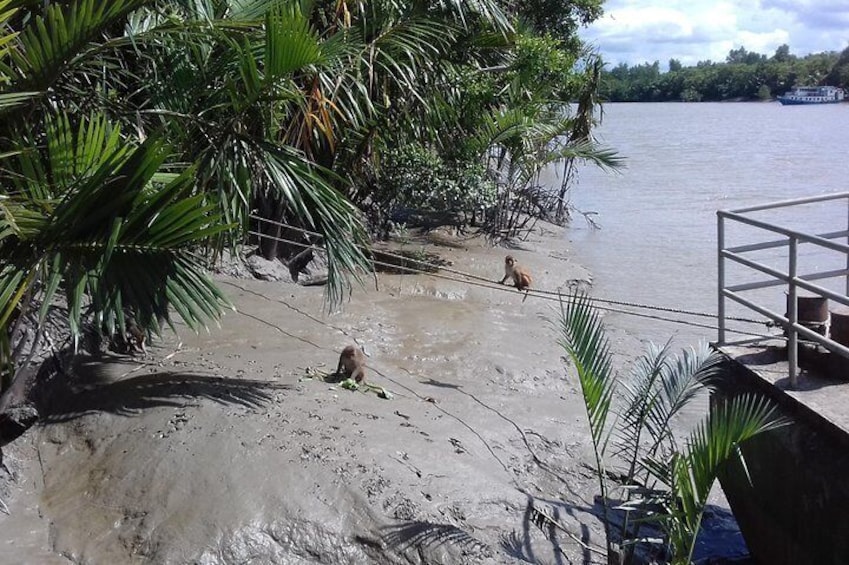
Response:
[717,212,726,345]
[845,196,849,297]
[788,236,798,389]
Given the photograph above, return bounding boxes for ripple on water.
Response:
[405,283,467,301]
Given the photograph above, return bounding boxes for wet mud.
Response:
[0,226,744,564]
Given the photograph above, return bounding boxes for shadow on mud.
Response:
[381,520,491,559]
[419,377,461,390]
[501,495,597,565]
[37,365,288,423]
[503,494,751,565]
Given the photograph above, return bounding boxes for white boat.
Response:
[777,85,845,105]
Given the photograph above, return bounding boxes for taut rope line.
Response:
[246,216,777,339]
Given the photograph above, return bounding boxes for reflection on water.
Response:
[549,102,849,346]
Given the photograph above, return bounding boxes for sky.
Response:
[579,0,849,69]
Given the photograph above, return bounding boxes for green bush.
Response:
[378,143,496,215]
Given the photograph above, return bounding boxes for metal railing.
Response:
[717,192,849,387]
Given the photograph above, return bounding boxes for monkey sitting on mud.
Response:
[336,345,367,384]
[123,317,148,354]
[500,255,532,292]
[85,316,147,356]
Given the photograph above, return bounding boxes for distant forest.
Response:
[601,44,849,102]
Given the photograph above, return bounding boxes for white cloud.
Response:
[580,0,849,69]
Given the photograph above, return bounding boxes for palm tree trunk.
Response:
[555,158,577,224]
[256,196,286,261]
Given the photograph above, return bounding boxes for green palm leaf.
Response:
[435,0,511,32]
[642,393,786,563]
[265,3,322,78]
[256,141,369,305]
[558,289,618,552]
[11,0,149,91]
[558,290,615,452]
[45,112,128,189]
[615,340,674,478]
[644,346,722,456]
[0,265,26,330]
[545,138,624,173]
[560,292,785,562]
[2,114,233,344]
[0,91,40,111]
[228,0,289,21]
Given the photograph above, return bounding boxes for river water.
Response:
[552,101,849,348]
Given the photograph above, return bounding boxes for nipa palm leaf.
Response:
[12,0,149,91]
[558,290,615,451]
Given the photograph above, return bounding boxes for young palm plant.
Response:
[557,291,785,564]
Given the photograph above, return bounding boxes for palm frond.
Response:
[0,195,48,243]
[545,138,624,172]
[684,393,784,505]
[0,91,41,112]
[265,3,322,78]
[3,122,233,341]
[641,393,787,563]
[227,0,289,21]
[614,340,673,480]
[644,345,722,456]
[11,0,149,91]
[434,0,511,33]
[0,265,26,331]
[44,112,128,189]
[256,141,369,306]
[558,290,615,451]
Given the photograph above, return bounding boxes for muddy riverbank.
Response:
[0,225,745,564]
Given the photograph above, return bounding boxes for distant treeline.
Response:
[601,44,849,102]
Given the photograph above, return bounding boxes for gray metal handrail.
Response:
[717,192,849,388]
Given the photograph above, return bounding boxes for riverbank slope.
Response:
[2,226,610,564]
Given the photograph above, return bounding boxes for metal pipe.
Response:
[726,269,849,306]
[718,212,726,345]
[722,251,849,309]
[718,195,849,385]
[788,237,798,389]
[720,211,849,254]
[723,290,849,358]
[721,250,789,282]
[791,279,849,308]
[727,191,849,214]
[727,268,849,292]
[726,229,849,254]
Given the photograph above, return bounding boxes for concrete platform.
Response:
[713,340,849,565]
[720,339,849,439]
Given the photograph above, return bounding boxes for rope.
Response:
[246,217,777,339]
[249,215,764,325]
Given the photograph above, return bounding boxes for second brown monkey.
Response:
[500,255,532,292]
[336,345,367,384]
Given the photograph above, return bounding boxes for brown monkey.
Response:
[336,345,367,384]
[500,255,532,292]
[107,317,147,355]
[126,321,147,354]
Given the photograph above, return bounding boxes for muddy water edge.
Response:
[0,224,743,563]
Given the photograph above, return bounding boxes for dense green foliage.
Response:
[0,0,617,393]
[602,44,849,102]
[376,144,496,219]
